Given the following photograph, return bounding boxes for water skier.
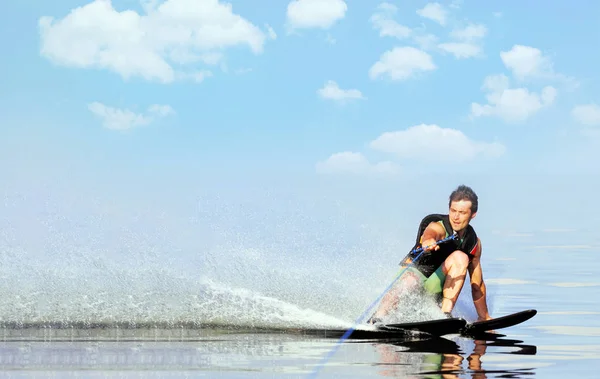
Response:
[369,185,492,323]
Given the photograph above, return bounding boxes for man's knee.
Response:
[403,272,421,287]
[445,251,469,272]
[391,272,421,294]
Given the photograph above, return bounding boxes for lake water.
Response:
[1,238,598,378]
[0,306,598,378]
[1,178,599,377]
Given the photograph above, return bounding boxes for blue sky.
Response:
[1,0,600,322]
[3,0,600,184]
[2,0,600,244]
[2,0,599,235]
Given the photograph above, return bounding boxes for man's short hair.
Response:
[449,185,478,213]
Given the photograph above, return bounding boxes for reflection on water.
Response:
[347,332,538,379]
[4,324,600,378]
[0,343,214,370]
[0,322,251,342]
[0,326,541,378]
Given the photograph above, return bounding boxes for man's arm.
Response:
[468,238,491,321]
[420,222,447,251]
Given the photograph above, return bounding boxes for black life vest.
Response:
[400,213,479,278]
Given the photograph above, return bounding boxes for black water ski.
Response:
[294,318,466,340]
[297,309,535,341]
[391,335,461,354]
[382,317,467,336]
[461,309,537,336]
[295,325,413,340]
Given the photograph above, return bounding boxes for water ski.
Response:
[381,317,467,336]
[296,325,425,340]
[298,309,536,341]
[295,318,466,340]
[376,309,537,338]
[461,309,537,336]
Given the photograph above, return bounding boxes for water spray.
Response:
[309,232,458,378]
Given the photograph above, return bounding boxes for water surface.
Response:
[1,181,599,377]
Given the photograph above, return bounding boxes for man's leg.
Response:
[422,266,446,302]
[369,268,424,322]
[440,251,469,314]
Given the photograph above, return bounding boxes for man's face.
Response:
[449,200,475,231]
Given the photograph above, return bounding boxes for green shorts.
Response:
[402,266,447,295]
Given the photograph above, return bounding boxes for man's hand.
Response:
[421,238,440,251]
[419,222,445,252]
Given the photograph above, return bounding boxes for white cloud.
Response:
[500,44,578,89]
[286,0,347,30]
[540,87,557,103]
[317,80,365,101]
[369,47,436,81]
[369,3,440,51]
[438,23,487,59]
[369,3,485,58]
[438,43,481,59]
[266,24,277,40]
[481,74,510,94]
[317,123,504,176]
[500,45,554,80]
[88,102,174,130]
[369,124,505,162]
[148,104,175,117]
[200,53,223,66]
[450,0,463,9]
[450,23,487,40]
[176,70,213,83]
[370,3,412,39]
[416,3,447,26]
[315,152,397,175]
[38,0,269,83]
[470,74,557,122]
[369,2,488,61]
[413,34,439,50]
[572,104,600,126]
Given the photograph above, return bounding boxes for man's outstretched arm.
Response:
[468,239,491,321]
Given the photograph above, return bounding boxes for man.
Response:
[369,185,491,323]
